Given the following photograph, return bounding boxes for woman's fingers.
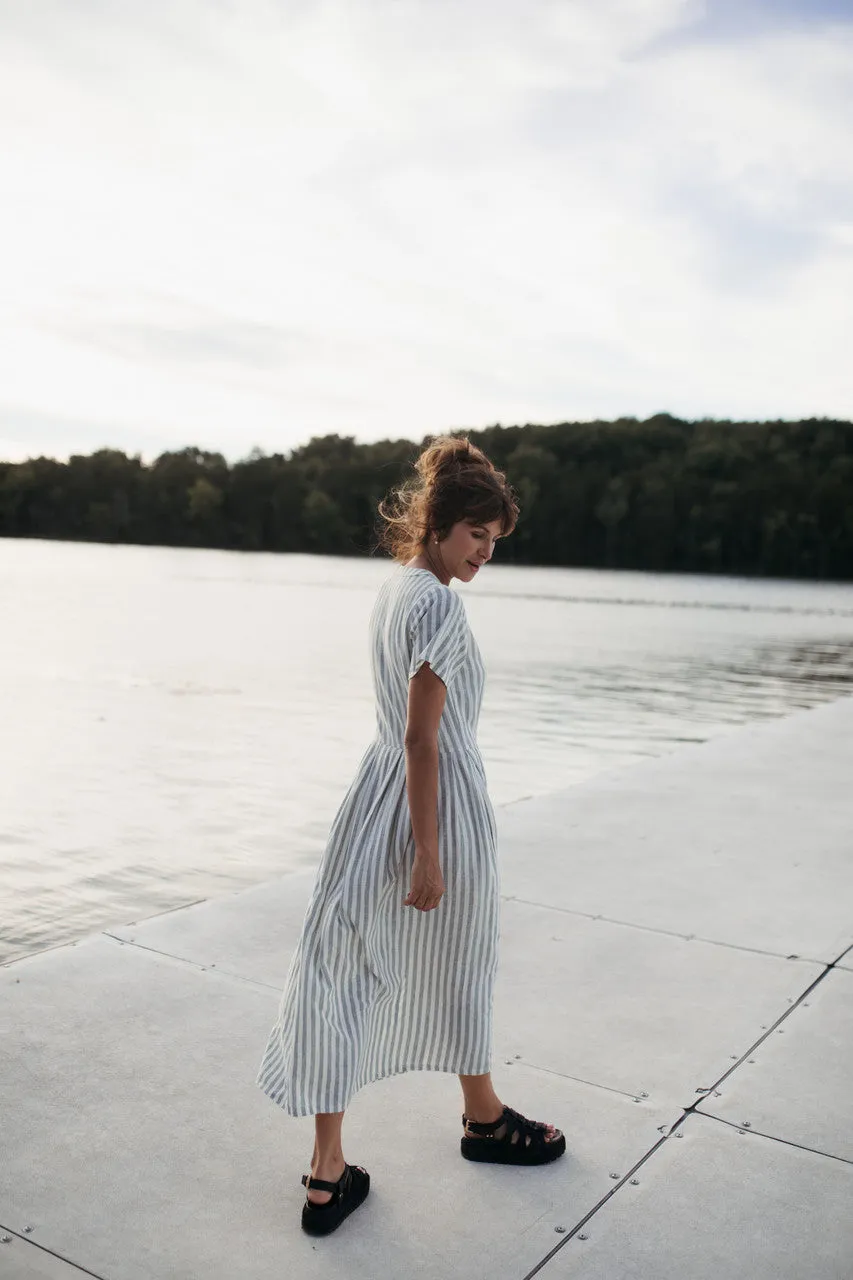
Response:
[406,854,445,911]
[403,889,444,911]
[404,855,446,909]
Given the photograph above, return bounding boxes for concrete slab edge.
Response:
[519,1129,674,1278]
[0,1225,107,1279]
[505,1056,649,1103]
[501,894,850,967]
[117,894,209,927]
[689,953,839,1101]
[514,945,851,1277]
[100,930,282,991]
[500,693,853,811]
[694,1111,853,1167]
[518,1108,851,1280]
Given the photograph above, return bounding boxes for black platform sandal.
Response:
[300,1162,370,1236]
[461,1105,566,1165]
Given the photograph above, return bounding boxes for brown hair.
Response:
[376,434,520,564]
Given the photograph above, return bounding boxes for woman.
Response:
[256,435,565,1236]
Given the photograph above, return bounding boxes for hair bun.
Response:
[417,436,488,490]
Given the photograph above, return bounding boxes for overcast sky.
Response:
[1,0,851,463]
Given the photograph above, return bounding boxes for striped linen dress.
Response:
[256,564,500,1117]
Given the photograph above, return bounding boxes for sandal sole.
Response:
[301,1169,370,1236]
[460,1133,567,1166]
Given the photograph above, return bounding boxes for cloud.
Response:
[43,298,316,372]
[0,0,851,462]
[672,0,853,42]
[0,402,177,463]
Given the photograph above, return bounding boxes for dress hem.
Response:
[256,1056,494,1118]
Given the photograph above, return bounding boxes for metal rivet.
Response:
[738,1128,746,1134]
[24,1226,35,1233]
[632,1097,642,1103]
[748,1059,756,1064]
[609,1172,620,1179]
[554,1225,566,1233]
[730,1054,738,1060]
[742,1121,752,1128]
[803,1002,810,1008]
[630,1178,640,1186]
[1,1236,11,1244]
[714,1091,722,1097]
[578,1233,589,1241]
[514,1054,521,1060]
[778,1029,785,1034]
[640,1091,649,1099]
[675,1131,684,1138]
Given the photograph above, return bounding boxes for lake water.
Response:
[3,538,853,964]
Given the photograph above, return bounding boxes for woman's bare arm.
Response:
[403,663,447,911]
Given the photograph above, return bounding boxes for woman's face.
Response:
[437,517,504,583]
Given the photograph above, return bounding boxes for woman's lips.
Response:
[467,561,480,571]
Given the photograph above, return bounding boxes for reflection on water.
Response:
[749,638,853,685]
[2,539,853,963]
[484,590,853,618]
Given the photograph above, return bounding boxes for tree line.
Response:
[1,415,852,581]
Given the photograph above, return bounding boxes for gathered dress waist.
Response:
[369,734,486,767]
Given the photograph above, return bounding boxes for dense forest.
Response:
[2,415,852,581]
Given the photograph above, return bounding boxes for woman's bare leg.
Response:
[458,1072,503,1123]
[306,1111,346,1204]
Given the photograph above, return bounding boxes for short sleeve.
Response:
[407,585,468,689]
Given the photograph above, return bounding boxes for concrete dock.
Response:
[2,696,852,1279]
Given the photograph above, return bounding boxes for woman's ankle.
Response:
[306,1155,346,1202]
[463,1098,503,1124]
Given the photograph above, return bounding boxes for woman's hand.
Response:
[404,851,445,912]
